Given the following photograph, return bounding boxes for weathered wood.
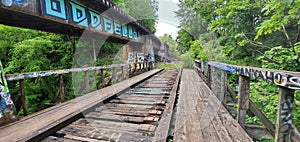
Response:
[275,87,294,142]
[101,69,105,87]
[84,71,90,92]
[112,67,117,84]
[153,69,181,142]
[19,79,29,116]
[121,66,125,80]
[237,75,250,128]
[221,70,227,105]
[249,100,275,135]
[174,69,252,142]
[0,69,162,141]
[50,88,60,103]
[245,125,273,140]
[226,84,276,136]
[59,74,65,102]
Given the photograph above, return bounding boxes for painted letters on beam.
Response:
[40,0,142,40]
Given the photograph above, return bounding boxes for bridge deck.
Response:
[174,69,253,142]
[0,69,162,142]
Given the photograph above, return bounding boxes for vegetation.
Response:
[174,0,300,141]
[111,0,158,33]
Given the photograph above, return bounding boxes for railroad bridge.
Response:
[0,1,299,142]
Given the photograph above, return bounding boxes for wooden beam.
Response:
[101,69,105,87]
[275,87,294,142]
[19,79,29,116]
[221,70,227,105]
[237,75,250,128]
[112,66,117,84]
[59,74,65,102]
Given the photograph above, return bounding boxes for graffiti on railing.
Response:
[279,93,293,141]
[6,64,129,81]
[205,61,300,90]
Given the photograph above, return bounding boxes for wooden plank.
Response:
[60,124,150,142]
[175,69,252,142]
[237,75,250,128]
[0,69,162,142]
[275,87,294,142]
[153,69,181,142]
[174,69,204,142]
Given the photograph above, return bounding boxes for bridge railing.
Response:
[194,60,300,142]
[6,62,154,116]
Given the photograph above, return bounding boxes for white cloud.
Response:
[155,20,179,39]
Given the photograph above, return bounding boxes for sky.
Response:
[155,0,180,39]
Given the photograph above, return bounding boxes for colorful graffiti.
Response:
[0,60,17,125]
[69,1,88,27]
[206,62,300,90]
[279,93,293,141]
[40,0,140,39]
[6,64,129,81]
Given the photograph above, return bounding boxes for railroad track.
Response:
[41,69,181,142]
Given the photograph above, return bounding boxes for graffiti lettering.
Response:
[207,62,300,90]
[279,94,293,141]
[89,10,101,30]
[114,22,121,35]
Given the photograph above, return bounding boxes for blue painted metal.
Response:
[114,21,121,35]
[104,17,113,33]
[89,9,102,30]
[128,26,133,38]
[207,62,236,73]
[69,1,88,27]
[41,0,68,20]
[122,25,128,37]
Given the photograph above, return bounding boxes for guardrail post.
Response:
[112,66,117,84]
[237,75,250,129]
[207,64,211,87]
[101,69,105,87]
[275,87,294,142]
[221,70,227,105]
[84,71,90,92]
[59,74,65,102]
[121,65,125,80]
[19,79,29,116]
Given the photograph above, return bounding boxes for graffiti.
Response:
[69,1,88,27]
[207,62,236,72]
[133,30,137,39]
[122,25,128,37]
[42,0,67,20]
[114,22,121,35]
[39,0,141,39]
[6,64,129,81]
[206,62,300,90]
[1,0,13,7]
[128,27,133,38]
[279,93,293,141]
[104,17,113,33]
[0,60,16,125]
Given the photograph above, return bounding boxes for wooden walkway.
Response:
[0,69,162,142]
[174,69,253,142]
